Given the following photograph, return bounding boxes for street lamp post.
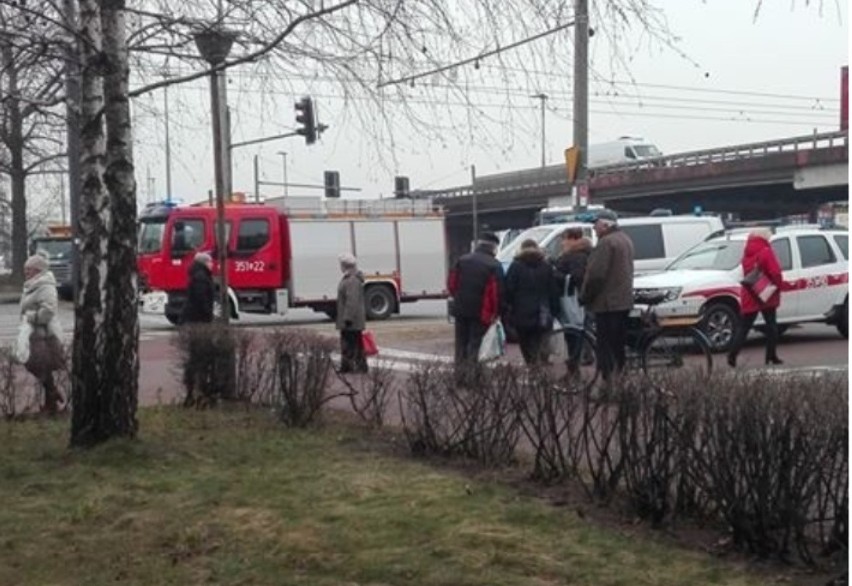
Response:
[194,26,235,325]
[277,151,288,199]
[531,93,548,168]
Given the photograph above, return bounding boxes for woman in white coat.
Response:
[19,254,65,413]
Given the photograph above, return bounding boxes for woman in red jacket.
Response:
[727,229,786,367]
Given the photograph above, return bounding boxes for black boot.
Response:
[765,355,784,365]
[726,352,737,368]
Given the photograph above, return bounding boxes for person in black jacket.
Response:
[181,252,215,406]
[447,232,505,369]
[505,239,560,366]
[182,252,215,324]
[553,228,593,374]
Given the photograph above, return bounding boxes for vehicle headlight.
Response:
[634,287,682,303]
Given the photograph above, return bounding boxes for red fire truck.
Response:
[137,197,449,324]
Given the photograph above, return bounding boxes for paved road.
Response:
[1,300,846,407]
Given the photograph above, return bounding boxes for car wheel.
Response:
[701,302,740,353]
[365,285,395,321]
[838,301,848,339]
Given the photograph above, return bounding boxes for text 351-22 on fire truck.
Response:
[137,197,449,324]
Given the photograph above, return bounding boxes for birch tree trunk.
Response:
[71,0,138,446]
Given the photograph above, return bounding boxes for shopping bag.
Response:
[361,330,379,357]
[478,319,506,362]
[742,268,777,304]
[559,275,585,329]
[752,275,778,304]
[14,317,32,365]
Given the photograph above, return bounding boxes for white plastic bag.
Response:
[478,319,506,362]
[14,317,32,365]
[559,275,585,329]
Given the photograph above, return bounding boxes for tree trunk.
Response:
[3,42,27,282]
[101,0,138,438]
[71,0,137,446]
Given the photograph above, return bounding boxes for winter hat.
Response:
[338,253,357,267]
[594,209,618,224]
[194,252,213,266]
[24,254,49,274]
[479,232,501,246]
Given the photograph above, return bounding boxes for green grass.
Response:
[0,408,764,586]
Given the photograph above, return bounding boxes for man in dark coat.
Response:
[553,227,593,374]
[447,232,505,369]
[580,210,635,383]
[336,253,368,374]
[505,239,560,365]
[182,252,215,324]
[181,252,215,406]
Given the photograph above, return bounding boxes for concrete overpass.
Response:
[417,131,848,259]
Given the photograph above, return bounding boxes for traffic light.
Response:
[394,176,410,199]
[294,96,317,145]
[324,171,340,199]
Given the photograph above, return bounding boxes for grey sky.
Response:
[127,0,848,208]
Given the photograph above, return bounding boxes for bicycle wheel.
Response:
[547,325,599,387]
[640,327,713,380]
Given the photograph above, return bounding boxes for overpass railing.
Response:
[593,130,849,176]
[416,130,848,200]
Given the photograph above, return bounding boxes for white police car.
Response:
[633,225,849,352]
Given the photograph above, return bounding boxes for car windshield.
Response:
[667,240,745,270]
[497,227,557,262]
[139,218,167,254]
[633,144,661,158]
[33,239,71,260]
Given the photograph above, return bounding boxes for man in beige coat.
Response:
[580,210,634,382]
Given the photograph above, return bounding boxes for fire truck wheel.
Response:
[365,285,395,321]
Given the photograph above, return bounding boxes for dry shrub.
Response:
[400,362,521,467]
[173,323,236,407]
[338,363,396,428]
[267,329,341,427]
[233,330,275,406]
[0,346,19,418]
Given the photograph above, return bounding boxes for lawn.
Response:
[0,408,767,586]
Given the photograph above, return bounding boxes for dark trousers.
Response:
[454,317,488,366]
[340,330,368,373]
[517,328,548,366]
[595,311,629,381]
[729,308,779,362]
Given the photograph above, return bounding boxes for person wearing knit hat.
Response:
[447,230,506,375]
[20,254,65,413]
[336,252,368,373]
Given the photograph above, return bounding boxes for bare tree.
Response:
[0,3,66,280]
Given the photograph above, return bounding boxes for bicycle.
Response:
[548,292,714,384]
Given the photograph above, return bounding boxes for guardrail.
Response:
[593,130,849,176]
[416,130,848,200]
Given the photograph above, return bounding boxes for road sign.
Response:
[564,146,579,184]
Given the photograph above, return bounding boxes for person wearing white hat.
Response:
[336,253,368,373]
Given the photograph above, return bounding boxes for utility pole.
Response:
[278,151,288,199]
[573,0,590,209]
[164,82,172,203]
[471,164,478,245]
[253,154,260,203]
[531,93,548,167]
